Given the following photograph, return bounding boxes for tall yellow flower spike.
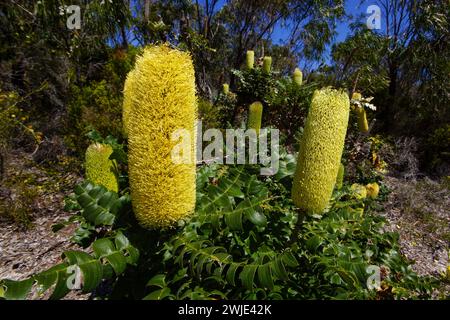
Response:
[248,101,263,135]
[127,45,197,229]
[292,88,350,213]
[246,50,255,69]
[356,106,369,133]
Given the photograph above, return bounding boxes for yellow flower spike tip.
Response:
[246,50,255,69]
[222,83,229,95]
[350,183,367,200]
[366,182,380,199]
[122,68,137,137]
[127,44,197,229]
[356,106,369,133]
[335,163,345,190]
[352,92,362,100]
[293,68,303,86]
[292,88,350,214]
[263,56,272,74]
[247,101,263,135]
[85,143,119,193]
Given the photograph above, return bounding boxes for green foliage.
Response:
[0,153,438,300]
[66,80,123,154]
[198,98,222,129]
[425,124,450,172]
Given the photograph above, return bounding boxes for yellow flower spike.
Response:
[85,143,119,193]
[246,50,255,69]
[222,83,229,95]
[356,106,369,133]
[352,92,362,100]
[293,68,303,86]
[247,101,263,135]
[127,44,197,229]
[350,183,367,200]
[292,88,350,214]
[263,56,272,74]
[366,182,380,199]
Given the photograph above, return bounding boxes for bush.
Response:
[425,124,450,174]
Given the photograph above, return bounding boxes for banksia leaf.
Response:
[246,50,255,69]
[292,88,350,213]
[85,143,119,193]
[122,69,136,137]
[223,83,229,95]
[263,56,272,74]
[366,182,380,199]
[127,45,196,229]
[356,106,369,133]
[293,68,303,86]
[336,163,345,190]
[248,101,263,135]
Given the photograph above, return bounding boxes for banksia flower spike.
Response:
[85,143,119,193]
[263,56,272,74]
[366,182,380,199]
[352,92,362,101]
[356,106,369,133]
[248,101,263,135]
[223,83,229,95]
[293,68,303,86]
[336,163,345,190]
[122,69,136,137]
[127,45,197,229]
[246,50,255,69]
[351,183,367,199]
[292,88,350,213]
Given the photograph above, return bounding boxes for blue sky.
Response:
[270,0,374,65]
[200,0,375,66]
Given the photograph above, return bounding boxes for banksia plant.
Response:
[292,88,350,213]
[122,69,136,137]
[263,56,272,74]
[248,101,263,135]
[85,143,119,193]
[222,83,229,95]
[293,68,303,86]
[127,45,196,229]
[246,50,255,69]
[335,163,345,190]
[366,182,380,199]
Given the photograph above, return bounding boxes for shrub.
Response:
[425,124,450,174]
